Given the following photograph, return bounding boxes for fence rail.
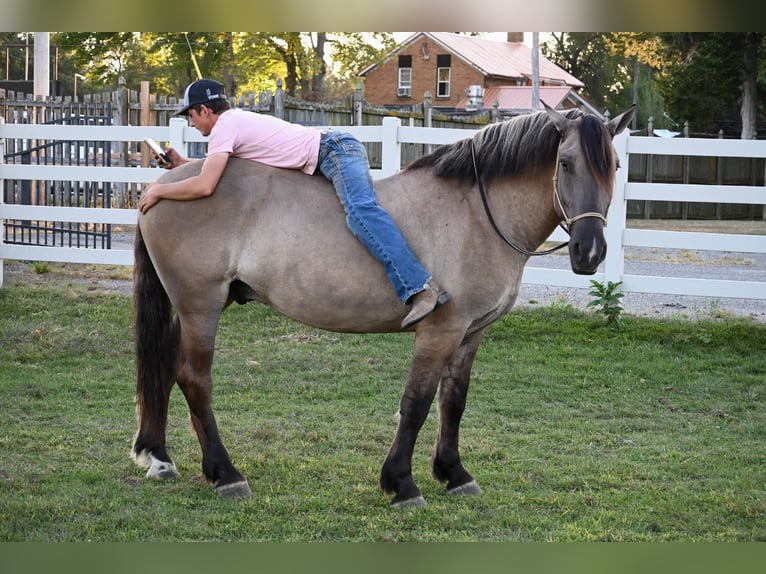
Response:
[2,116,765,302]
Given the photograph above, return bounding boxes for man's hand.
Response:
[153,147,188,170]
[138,184,162,214]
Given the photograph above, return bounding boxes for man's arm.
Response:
[138,152,230,214]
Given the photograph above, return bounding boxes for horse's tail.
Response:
[132,223,179,462]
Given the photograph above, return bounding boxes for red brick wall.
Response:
[362,39,485,108]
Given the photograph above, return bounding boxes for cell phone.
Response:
[143,138,170,166]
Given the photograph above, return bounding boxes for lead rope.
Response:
[471,140,569,257]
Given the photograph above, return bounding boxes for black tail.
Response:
[132,224,179,461]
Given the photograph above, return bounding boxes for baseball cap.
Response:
[176,79,226,116]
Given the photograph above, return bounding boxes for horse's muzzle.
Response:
[568,220,607,275]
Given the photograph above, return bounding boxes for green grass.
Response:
[1,281,764,541]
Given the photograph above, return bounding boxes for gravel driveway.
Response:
[517,234,766,322]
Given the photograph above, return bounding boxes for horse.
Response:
[132,103,635,507]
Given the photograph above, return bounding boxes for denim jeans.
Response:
[316,130,430,303]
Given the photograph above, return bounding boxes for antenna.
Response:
[184,33,203,80]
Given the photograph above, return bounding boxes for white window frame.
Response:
[436,67,451,98]
[398,67,412,97]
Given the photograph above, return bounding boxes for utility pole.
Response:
[531,32,540,110]
[33,32,50,98]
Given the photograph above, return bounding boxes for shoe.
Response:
[401,280,451,330]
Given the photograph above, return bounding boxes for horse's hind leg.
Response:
[432,328,486,496]
[175,310,251,498]
[133,316,181,480]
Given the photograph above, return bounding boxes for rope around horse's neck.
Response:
[470,140,569,257]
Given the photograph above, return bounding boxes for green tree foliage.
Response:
[542,33,635,117]
[652,33,766,137]
[542,32,667,130]
[544,32,765,137]
[47,32,395,102]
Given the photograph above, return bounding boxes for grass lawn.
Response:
[1,275,764,541]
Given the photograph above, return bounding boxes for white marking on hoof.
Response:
[391,495,427,509]
[145,454,179,480]
[215,480,252,498]
[447,480,482,496]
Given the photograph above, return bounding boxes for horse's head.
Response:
[543,103,635,275]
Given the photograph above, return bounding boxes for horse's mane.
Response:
[405,108,616,191]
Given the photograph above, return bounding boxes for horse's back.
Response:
[139,159,409,331]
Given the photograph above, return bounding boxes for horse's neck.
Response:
[482,174,561,252]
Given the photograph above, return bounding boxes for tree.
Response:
[542,33,634,116]
[652,33,765,138]
[247,33,395,100]
[45,33,395,103]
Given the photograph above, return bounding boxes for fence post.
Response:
[274,79,284,120]
[354,83,363,126]
[603,129,629,286]
[114,76,129,207]
[168,117,187,157]
[645,116,654,219]
[380,116,401,178]
[423,91,433,155]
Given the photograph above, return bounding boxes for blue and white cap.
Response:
[176,79,226,116]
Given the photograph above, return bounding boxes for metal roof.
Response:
[455,85,603,118]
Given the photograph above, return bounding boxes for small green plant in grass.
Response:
[32,261,51,274]
[587,280,624,325]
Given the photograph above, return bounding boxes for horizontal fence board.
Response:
[621,275,766,300]
[0,123,172,142]
[625,182,766,204]
[1,205,138,225]
[0,243,134,265]
[1,164,161,184]
[521,267,605,289]
[627,136,766,158]
[398,125,478,145]
[624,229,766,254]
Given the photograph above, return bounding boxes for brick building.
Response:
[359,32,587,114]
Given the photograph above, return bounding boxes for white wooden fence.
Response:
[1,116,765,300]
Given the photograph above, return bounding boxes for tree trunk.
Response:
[740,33,759,140]
[310,33,327,100]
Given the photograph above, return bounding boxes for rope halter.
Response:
[551,150,607,229]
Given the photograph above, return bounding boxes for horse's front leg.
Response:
[432,328,486,496]
[380,325,464,507]
[175,311,252,498]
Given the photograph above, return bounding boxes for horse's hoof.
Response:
[447,480,482,496]
[145,457,179,480]
[215,480,252,498]
[390,495,427,509]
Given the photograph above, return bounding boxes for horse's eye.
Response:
[559,159,569,172]
[616,159,621,171]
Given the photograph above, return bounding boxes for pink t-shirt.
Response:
[206,108,321,175]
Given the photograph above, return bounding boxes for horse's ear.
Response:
[542,101,568,134]
[607,104,637,137]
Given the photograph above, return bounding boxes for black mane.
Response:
[405,109,614,188]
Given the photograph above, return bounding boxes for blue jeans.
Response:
[317,130,430,303]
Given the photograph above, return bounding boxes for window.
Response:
[436,54,451,98]
[398,55,412,97]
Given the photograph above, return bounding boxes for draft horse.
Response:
[132,104,635,507]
